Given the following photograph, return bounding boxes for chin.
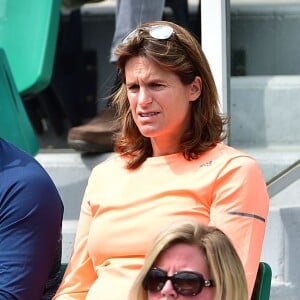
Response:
[139,128,159,138]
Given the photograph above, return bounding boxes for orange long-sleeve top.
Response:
[54,143,269,299]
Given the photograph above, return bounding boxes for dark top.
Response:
[0,138,64,299]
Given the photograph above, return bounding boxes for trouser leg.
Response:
[110,0,165,62]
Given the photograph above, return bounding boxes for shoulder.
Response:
[211,143,265,180]
[200,143,264,178]
[212,143,258,164]
[91,153,125,174]
[0,139,61,204]
[85,153,127,188]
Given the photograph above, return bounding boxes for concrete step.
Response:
[62,220,78,263]
[230,76,300,147]
[262,204,300,300]
[36,151,113,219]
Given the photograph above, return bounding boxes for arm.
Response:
[0,167,63,300]
[53,186,97,299]
[209,156,269,296]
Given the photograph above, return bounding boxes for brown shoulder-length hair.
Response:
[112,20,228,169]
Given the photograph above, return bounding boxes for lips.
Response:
[139,112,159,117]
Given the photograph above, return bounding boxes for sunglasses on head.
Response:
[142,267,214,296]
[122,24,176,44]
[122,24,198,77]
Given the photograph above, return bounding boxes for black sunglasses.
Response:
[142,267,214,296]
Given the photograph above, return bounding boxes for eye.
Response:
[150,82,165,90]
[127,84,139,92]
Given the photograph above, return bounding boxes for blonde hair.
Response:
[113,20,228,169]
[129,220,248,300]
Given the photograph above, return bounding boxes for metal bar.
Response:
[201,0,230,115]
[267,160,300,198]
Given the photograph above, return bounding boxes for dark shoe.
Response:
[67,106,118,153]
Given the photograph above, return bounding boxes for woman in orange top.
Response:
[54,20,269,299]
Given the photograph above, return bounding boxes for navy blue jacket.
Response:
[0,138,64,299]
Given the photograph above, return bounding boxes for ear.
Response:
[189,76,202,102]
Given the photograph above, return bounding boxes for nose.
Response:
[137,87,152,106]
[160,279,178,298]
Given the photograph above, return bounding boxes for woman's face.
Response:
[147,243,215,300]
[125,56,201,156]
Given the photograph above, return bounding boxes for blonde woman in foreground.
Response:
[130,220,248,300]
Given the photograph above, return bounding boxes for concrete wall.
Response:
[229,76,300,183]
[231,0,300,75]
[230,76,300,148]
[261,184,300,300]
